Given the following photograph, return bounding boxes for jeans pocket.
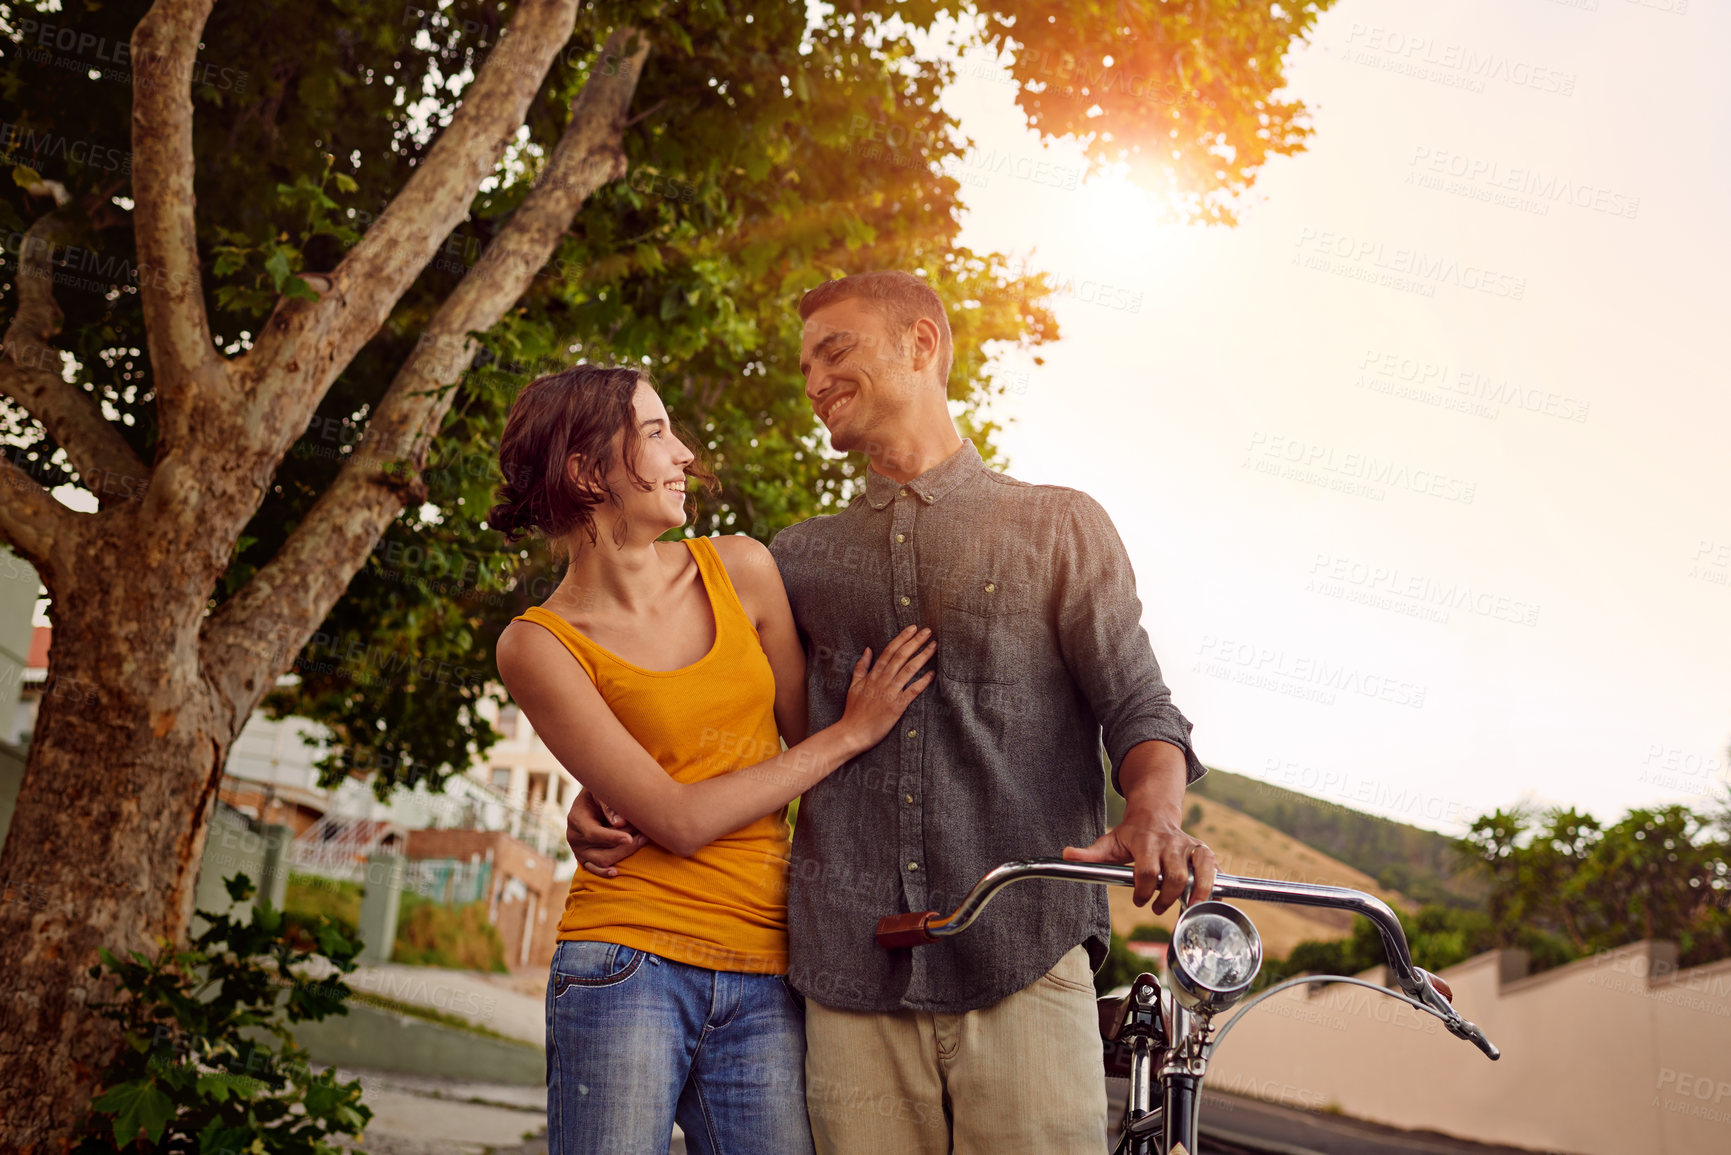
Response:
[551,940,645,998]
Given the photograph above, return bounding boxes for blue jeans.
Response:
[546,939,817,1155]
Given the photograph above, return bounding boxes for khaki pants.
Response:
[803,945,1108,1155]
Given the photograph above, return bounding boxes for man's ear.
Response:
[907,316,943,381]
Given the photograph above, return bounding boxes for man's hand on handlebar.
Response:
[566,787,647,877]
[1062,811,1218,913]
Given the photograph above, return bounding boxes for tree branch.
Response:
[235,0,583,467]
[0,450,83,584]
[1,214,149,505]
[130,0,223,448]
[202,26,651,722]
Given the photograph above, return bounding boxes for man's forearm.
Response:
[1116,739,1191,825]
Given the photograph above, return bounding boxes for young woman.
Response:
[491,364,934,1154]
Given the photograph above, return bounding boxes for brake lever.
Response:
[1446,1016,1501,1060]
[1415,967,1500,1061]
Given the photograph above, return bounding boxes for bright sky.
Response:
[929,0,1730,833]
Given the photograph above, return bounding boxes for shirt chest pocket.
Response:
[937,578,1034,685]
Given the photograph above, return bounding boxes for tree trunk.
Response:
[0,8,644,1146]
[0,563,223,1152]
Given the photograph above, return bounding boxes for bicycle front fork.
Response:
[1161,1074,1200,1154]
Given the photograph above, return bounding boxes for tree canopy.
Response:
[2,0,1336,796]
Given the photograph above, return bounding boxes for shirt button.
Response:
[899,487,909,497]
[899,595,910,607]
[907,862,919,871]
[985,582,996,593]
[896,533,906,543]
[904,794,915,804]
[905,728,917,738]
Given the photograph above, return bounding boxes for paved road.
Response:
[1108,1081,1573,1155]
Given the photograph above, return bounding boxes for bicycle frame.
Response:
[875,858,1499,1155]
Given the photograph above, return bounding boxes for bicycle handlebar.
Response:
[874,858,1499,1061]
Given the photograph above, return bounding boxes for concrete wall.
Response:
[194,802,292,926]
[1205,940,1731,1155]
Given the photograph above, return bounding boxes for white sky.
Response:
[929,0,1731,833]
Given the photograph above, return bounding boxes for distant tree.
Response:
[1461,803,1731,966]
[1262,801,1731,992]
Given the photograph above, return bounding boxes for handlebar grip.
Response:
[876,911,940,948]
[1457,1020,1501,1061]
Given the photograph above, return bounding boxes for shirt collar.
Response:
[864,439,984,511]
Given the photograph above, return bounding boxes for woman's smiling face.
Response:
[592,379,697,539]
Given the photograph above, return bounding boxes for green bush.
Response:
[283,872,362,950]
[1127,923,1171,944]
[1095,931,1149,996]
[392,893,509,972]
[1256,902,1506,990]
[75,874,369,1154]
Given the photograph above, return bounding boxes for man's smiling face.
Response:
[798,296,922,454]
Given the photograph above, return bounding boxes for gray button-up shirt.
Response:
[769,440,1205,1013]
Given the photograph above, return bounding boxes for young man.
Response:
[570,270,1216,1153]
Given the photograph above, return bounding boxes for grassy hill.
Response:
[1109,796,1413,959]
[1184,767,1486,909]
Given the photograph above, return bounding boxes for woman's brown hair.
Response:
[488,365,715,548]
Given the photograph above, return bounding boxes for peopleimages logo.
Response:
[1294,228,1526,301]
[1341,24,1577,96]
[0,123,130,174]
[1306,552,1541,628]
[1193,634,1428,709]
[1244,431,1477,505]
[14,18,250,93]
[1407,146,1640,220]
[1355,348,1590,424]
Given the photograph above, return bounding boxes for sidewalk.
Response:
[344,962,546,1046]
[333,1068,690,1155]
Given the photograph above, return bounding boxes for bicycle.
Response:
[877,859,1500,1154]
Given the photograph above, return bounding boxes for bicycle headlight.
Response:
[1167,901,1262,1014]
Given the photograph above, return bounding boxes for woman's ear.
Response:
[564,451,587,490]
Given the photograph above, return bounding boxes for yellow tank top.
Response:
[513,536,792,974]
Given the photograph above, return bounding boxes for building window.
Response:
[491,767,512,792]
[497,704,520,739]
[527,772,548,810]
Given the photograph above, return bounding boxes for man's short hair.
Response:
[798,270,954,386]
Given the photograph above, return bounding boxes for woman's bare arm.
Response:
[497,618,931,857]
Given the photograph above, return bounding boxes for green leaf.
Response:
[224,873,256,903]
[93,1079,176,1148]
[264,248,294,292]
[10,164,43,189]
[333,172,359,194]
[284,275,321,303]
[195,1073,234,1102]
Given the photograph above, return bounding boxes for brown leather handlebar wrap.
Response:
[875,911,939,948]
